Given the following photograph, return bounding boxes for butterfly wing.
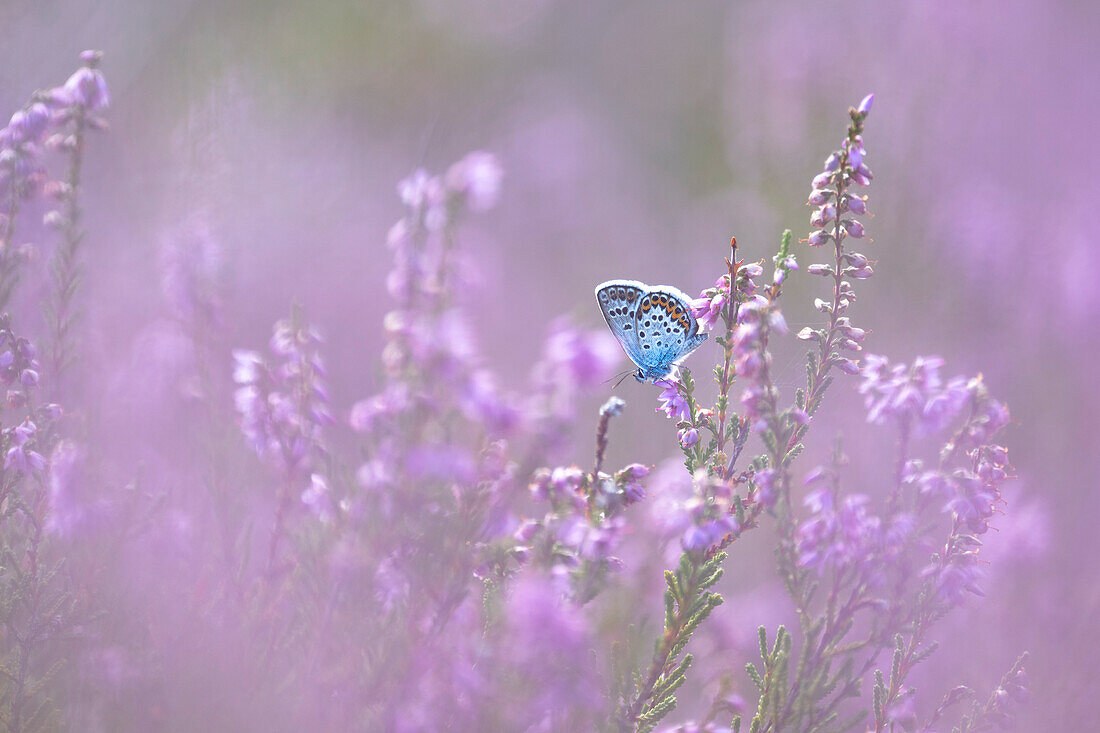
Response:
[635,285,708,376]
[595,279,647,368]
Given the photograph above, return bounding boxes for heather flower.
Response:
[655,377,689,421]
[929,546,985,605]
[301,472,335,522]
[460,369,520,435]
[945,468,1000,535]
[444,150,503,212]
[398,168,443,215]
[678,427,699,448]
[689,290,726,331]
[6,103,51,144]
[796,488,882,575]
[859,354,972,436]
[4,418,46,474]
[617,462,650,504]
[232,312,331,472]
[58,61,110,111]
[348,384,411,433]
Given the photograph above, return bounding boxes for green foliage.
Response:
[620,552,728,732]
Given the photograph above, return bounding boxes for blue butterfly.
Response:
[595,279,708,383]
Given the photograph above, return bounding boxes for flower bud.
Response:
[848,146,863,170]
[678,427,699,448]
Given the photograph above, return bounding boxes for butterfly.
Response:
[595,279,708,383]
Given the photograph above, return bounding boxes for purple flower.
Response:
[398,168,442,212]
[654,378,689,421]
[617,463,651,504]
[859,354,973,436]
[7,103,51,143]
[5,418,46,474]
[232,313,331,471]
[445,151,503,212]
[796,489,883,575]
[59,64,110,110]
[689,292,726,331]
[461,369,520,435]
[930,549,984,605]
[301,473,335,522]
[681,523,711,552]
[348,384,410,433]
[678,427,699,448]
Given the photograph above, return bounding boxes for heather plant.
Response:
[0,49,1034,733]
[0,53,108,733]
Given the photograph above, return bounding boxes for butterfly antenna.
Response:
[603,368,634,386]
[613,371,634,389]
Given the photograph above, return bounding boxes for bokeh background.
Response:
[1,0,1096,728]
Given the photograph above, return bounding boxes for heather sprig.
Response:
[0,317,72,733]
[45,51,110,392]
[233,306,333,577]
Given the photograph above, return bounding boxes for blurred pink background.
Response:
[1,0,1095,727]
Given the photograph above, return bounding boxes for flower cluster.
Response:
[233,313,332,477]
[655,376,690,421]
[0,52,109,313]
[688,261,766,332]
[859,354,973,435]
[518,462,651,601]
[679,470,741,553]
[795,94,875,378]
[805,94,874,248]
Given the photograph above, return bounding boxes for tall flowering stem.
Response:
[772,96,877,615]
[46,51,109,392]
[741,93,881,733]
[728,96,1029,733]
[233,306,332,581]
[0,317,68,733]
[621,240,788,731]
[713,237,742,467]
